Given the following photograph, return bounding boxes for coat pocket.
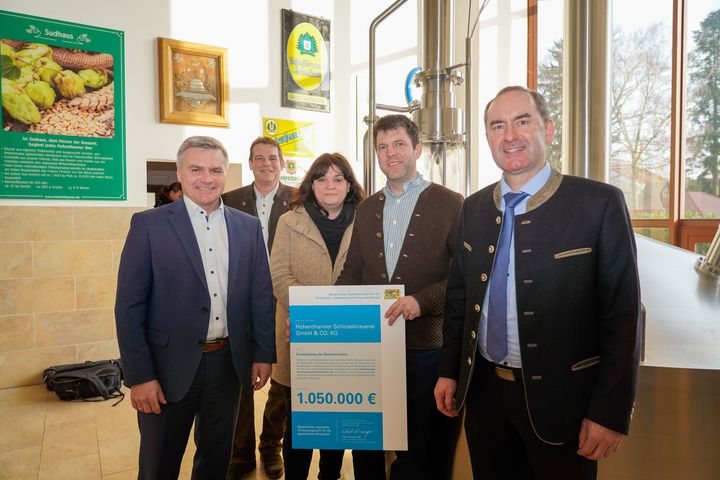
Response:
[147,328,169,347]
[570,355,600,372]
[554,247,592,260]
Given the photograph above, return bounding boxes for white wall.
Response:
[1,0,354,206]
[1,0,529,205]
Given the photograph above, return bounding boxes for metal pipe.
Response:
[377,101,421,113]
[587,0,611,182]
[465,35,472,196]
[366,0,409,192]
[424,0,454,74]
[695,224,720,278]
[563,0,589,176]
[362,128,372,195]
[415,0,464,150]
[446,62,466,71]
[442,142,448,185]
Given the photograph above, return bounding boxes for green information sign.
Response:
[0,10,125,200]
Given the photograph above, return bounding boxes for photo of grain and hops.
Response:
[1,38,115,138]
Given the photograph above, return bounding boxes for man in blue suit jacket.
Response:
[115,136,276,479]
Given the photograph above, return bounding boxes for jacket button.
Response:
[379,195,385,201]
[488,245,495,254]
[378,252,384,258]
[474,304,481,312]
[242,201,247,206]
[381,273,387,279]
[480,273,488,282]
[376,232,382,238]
[201,307,209,313]
[466,356,472,366]
[496,216,502,224]
[197,340,204,345]
[470,330,477,339]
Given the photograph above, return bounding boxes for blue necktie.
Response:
[487,191,529,362]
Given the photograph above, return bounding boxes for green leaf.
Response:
[1,54,20,80]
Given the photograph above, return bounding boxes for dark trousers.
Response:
[137,347,241,480]
[230,378,286,464]
[351,450,386,480]
[351,349,462,480]
[464,357,597,480]
[281,385,345,480]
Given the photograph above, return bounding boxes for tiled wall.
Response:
[0,206,144,389]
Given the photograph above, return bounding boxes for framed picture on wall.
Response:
[157,37,229,127]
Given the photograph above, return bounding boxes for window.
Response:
[531,0,720,252]
[684,2,720,221]
[533,0,564,172]
[610,1,673,220]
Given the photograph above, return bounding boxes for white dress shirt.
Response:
[182,195,230,341]
[254,183,279,256]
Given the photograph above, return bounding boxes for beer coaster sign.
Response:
[263,117,316,186]
[281,9,330,113]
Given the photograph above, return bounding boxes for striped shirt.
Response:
[382,174,430,278]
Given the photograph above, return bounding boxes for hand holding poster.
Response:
[290,285,407,451]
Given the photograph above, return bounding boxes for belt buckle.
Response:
[494,365,516,382]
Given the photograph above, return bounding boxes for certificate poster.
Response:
[0,10,126,200]
[289,285,407,451]
[281,9,330,112]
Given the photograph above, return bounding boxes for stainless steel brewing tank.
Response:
[598,235,720,479]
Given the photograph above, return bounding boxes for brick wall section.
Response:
[0,206,144,388]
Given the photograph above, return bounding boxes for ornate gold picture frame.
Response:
[157,37,229,127]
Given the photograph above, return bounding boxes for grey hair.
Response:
[176,136,229,167]
[483,86,551,127]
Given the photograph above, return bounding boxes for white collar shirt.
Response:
[254,183,279,257]
[182,195,230,341]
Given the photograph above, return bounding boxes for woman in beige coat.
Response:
[270,152,366,480]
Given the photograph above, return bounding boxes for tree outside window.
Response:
[534,0,720,251]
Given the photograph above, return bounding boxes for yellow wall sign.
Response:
[286,22,328,92]
[263,117,315,159]
[281,10,330,112]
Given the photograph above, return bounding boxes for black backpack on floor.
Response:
[43,359,125,405]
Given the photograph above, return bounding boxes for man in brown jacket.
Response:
[222,136,297,479]
[337,115,463,480]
